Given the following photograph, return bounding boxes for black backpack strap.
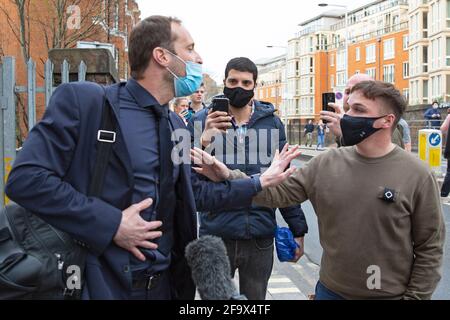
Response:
[88,86,116,197]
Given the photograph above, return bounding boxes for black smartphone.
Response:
[212,97,229,113]
[322,92,335,124]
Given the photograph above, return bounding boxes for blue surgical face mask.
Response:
[166,50,203,97]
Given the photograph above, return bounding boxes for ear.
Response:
[153,47,170,67]
[381,114,396,129]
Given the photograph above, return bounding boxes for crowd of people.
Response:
[2,15,446,301]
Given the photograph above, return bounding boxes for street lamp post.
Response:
[266,45,288,136]
[318,3,349,83]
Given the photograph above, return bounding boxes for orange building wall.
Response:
[314,51,331,120]
[347,29,409,92]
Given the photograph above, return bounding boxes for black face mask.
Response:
[340,114,386,146]
[223,86,254,108]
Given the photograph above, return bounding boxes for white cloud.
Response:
[136,0,370,83]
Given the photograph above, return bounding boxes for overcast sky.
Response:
[137,0,370,83]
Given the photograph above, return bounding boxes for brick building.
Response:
[0,0,140,124]
[279,0,410,137]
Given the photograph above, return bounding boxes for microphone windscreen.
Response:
[185,235,237,300]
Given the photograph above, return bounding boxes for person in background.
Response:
[188,57,308,300]
[321,74,404,149]
[424,101,442,129]
[304,120,315,148]
[316,120,326,150]
[398,118,412,152]
[173,97,191,125]
[189,83,207,114]
[440,108,450,198]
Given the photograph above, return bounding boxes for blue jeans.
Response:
[314,281,346,300]
[317,135,325,148]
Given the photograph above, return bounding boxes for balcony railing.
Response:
[327,22,409,50]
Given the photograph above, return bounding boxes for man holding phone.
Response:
[187,57,308,300]
[321,74,404,148]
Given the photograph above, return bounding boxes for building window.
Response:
[403,35,409,50]
[403,62,409,79]
[337,51,345,71]
[403,89,409,103]
[309,57,314,73]
[330,74,335,88]
[383,64,395,83]
[447,37,450,66]
[330,54,335,67]
[309,76,314,94]
[336,71,346,86]
[431,37,443,70]
[366,44,376,63]
[366,67,376,80]
[355,47,361,61]
[384,39,395,60]
[447,0,450,27]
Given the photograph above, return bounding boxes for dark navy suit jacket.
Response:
[5,81,260,300]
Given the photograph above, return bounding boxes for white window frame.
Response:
[403,62,409,79]
[366,44,376,64]
[383,64,395,83]
[403,34,409,50]
[383,38,395,60]
[366,67,376,79]
[355,47,361,61]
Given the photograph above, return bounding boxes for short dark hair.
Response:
[225,57,258,83]
[351,81,407,127]
[128,15,181,79]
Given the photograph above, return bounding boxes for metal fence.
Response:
[0,55,87,207]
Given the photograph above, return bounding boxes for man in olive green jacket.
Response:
[193,81,445,300]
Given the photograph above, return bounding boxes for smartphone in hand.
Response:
[211,97,230,114]
[322,93,336,123]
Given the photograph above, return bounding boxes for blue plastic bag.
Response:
[275,226,300,262]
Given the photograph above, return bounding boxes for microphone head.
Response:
[185,235,237,300]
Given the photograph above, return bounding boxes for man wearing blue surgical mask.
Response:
[5,16,290,300]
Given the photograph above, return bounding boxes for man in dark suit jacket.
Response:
[4,16,270,300]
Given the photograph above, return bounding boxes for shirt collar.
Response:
[231,102,255,128]
[125,78,160,108]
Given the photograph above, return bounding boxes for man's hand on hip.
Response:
[113,198,163,262]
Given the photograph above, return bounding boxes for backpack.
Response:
[0,86,116,299]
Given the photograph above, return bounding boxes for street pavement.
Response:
[264,149,450,300]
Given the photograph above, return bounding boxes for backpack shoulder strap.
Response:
[88,86,116,197]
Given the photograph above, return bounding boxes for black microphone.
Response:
[185,235,246,300]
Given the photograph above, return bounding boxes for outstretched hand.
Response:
[191,147,230,182]
[260,144,301,189]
